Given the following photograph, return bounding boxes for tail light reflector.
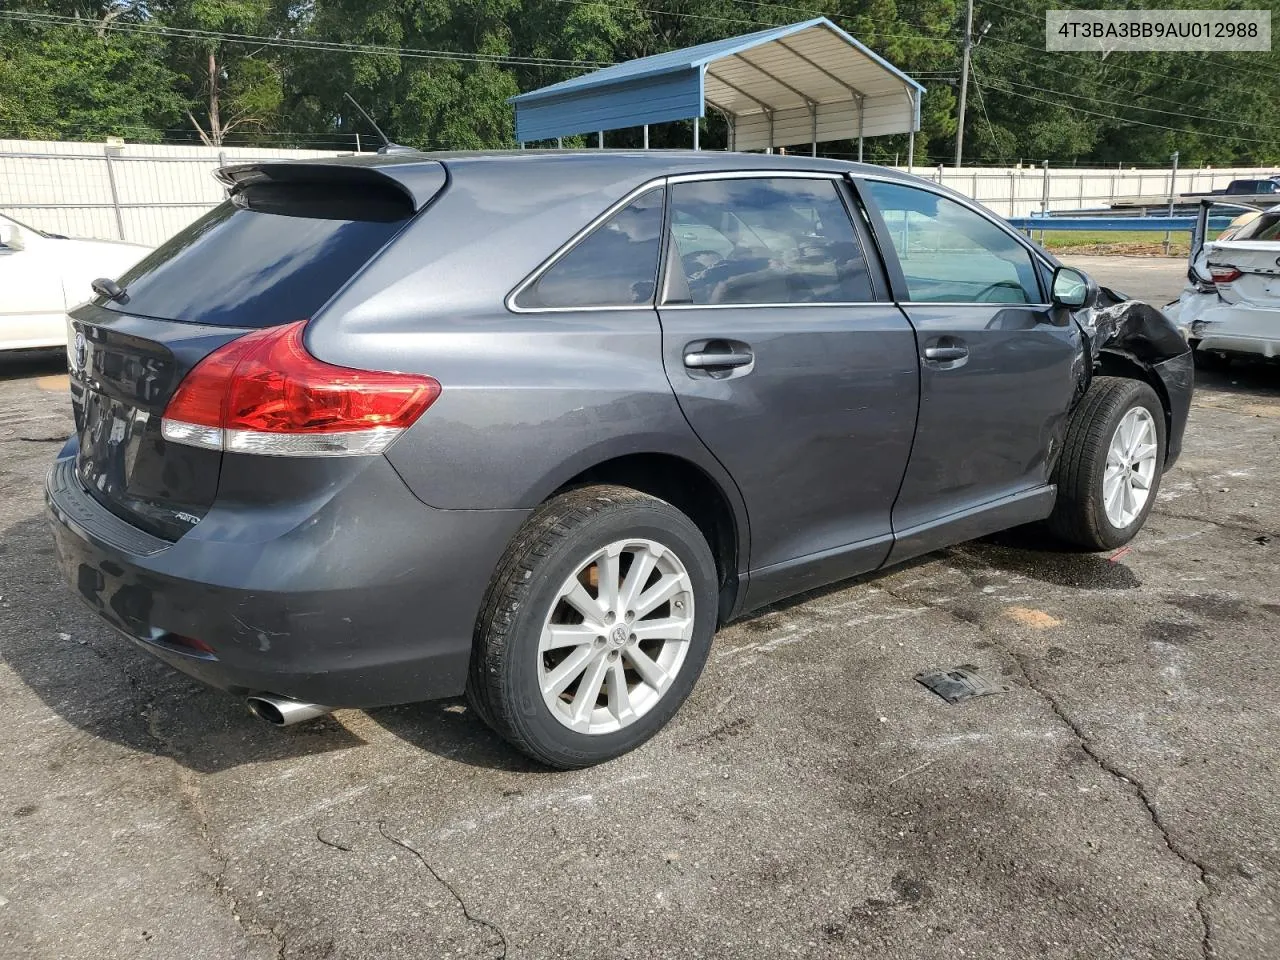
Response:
[1209,265,1243,284]
[161,320,440,457]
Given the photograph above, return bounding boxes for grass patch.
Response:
[1028,228,1224,257]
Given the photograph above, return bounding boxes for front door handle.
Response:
[684,350,754,369]
[924,344,968,362]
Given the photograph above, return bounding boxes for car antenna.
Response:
[343,93,415,155]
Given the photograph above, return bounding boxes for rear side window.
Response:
[105,181,414,327]
[515,188,665,309]
[665,177,873,306]
[863,180,1040,304]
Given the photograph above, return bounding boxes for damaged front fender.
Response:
[1071,296,1194,470]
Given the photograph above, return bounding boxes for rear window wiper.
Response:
[92,277,130,304]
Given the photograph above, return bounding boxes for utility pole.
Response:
[954,0,974,167]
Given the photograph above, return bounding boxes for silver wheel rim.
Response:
[538,538,695,735]
[1103,406,1158,529]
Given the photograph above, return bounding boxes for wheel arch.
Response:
[1094,349,1173,458]
[550,452,746,624]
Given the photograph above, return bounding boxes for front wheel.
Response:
[1047,376,1166,551]
[467,485,718,769]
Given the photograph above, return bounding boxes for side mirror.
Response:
[0,222,23,251]
[1051,265,1096,309]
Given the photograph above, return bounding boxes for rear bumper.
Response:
[1190,303,1280,357]
[46,453,528,708]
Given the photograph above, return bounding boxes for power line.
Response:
[542,0,958,46]
[973,77,1277,145]
[987,0,1280,84]
[0,10,608,68]
[990,75,1272,131]
[970,68,1008,160]
[975,1,1268,93]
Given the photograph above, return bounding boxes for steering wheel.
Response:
[680,249,724,277]
[972,280,1027,302]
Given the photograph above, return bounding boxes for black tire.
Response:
[1047,376,1166,551]
[466,485,717,769]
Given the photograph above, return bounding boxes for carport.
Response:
[509,17,925,164]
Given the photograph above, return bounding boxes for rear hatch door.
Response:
[67,160,442,541]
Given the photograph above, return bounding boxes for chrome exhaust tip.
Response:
[246,695,331,727]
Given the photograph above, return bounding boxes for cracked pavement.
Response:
[2,256,1279,958]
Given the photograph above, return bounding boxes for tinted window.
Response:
[1238,213,1280,241]
[864,181,1040,304]
[1226,180,1277,195]
[666,178,872,305]
[106,182,414,327]
[516,188,664,309]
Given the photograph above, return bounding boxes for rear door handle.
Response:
[924,345,968,362]
[684,350,754,369]
[682,339,755,379]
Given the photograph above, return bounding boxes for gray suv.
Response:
[47,151,1192,768]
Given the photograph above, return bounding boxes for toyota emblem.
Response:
[73,330,86,370]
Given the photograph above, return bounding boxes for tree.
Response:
[153,0,285,145]
[0,6,185,142]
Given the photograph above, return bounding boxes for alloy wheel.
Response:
[1103,406,1158,529]
[538,538,695,735]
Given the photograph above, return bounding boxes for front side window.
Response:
[665,178,873,306]
[863,181,1041,304]
[515,188,664,309]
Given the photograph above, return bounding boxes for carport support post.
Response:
[1164,150,1179,255]
[693,117,699,151]
[857,95,865,162]
[809,103,817,158]
[643,125,649,149]
[598,131,604,149]
[907,130,914,171]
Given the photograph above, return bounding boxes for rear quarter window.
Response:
[514,188,665,310]
[105,181,414,327]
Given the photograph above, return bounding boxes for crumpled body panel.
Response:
[1072,293,1194,469]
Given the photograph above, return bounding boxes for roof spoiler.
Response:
[215,159,446,211]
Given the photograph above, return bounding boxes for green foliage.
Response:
[0,0,1277,164]
[0,9,185,141]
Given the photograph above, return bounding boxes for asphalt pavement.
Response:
[2,255,1278,959]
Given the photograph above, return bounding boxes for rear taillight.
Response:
[161,320,440,457]
[1209,265,1243,284]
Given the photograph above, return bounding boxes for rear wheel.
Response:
[1048,376,1166,551]
[467,485,717,768]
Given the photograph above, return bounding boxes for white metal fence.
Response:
[0,139,349,246]
[910,163,1278,218]
[1,138,1275,245]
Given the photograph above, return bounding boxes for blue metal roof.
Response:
[509,18,924,144]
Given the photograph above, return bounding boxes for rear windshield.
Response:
[1235,213,1280,242]
[106,181,414,327]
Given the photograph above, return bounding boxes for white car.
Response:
[0,213,151,354]
[1166,202,1280,366]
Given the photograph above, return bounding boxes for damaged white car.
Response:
[1167,201,1280,367]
